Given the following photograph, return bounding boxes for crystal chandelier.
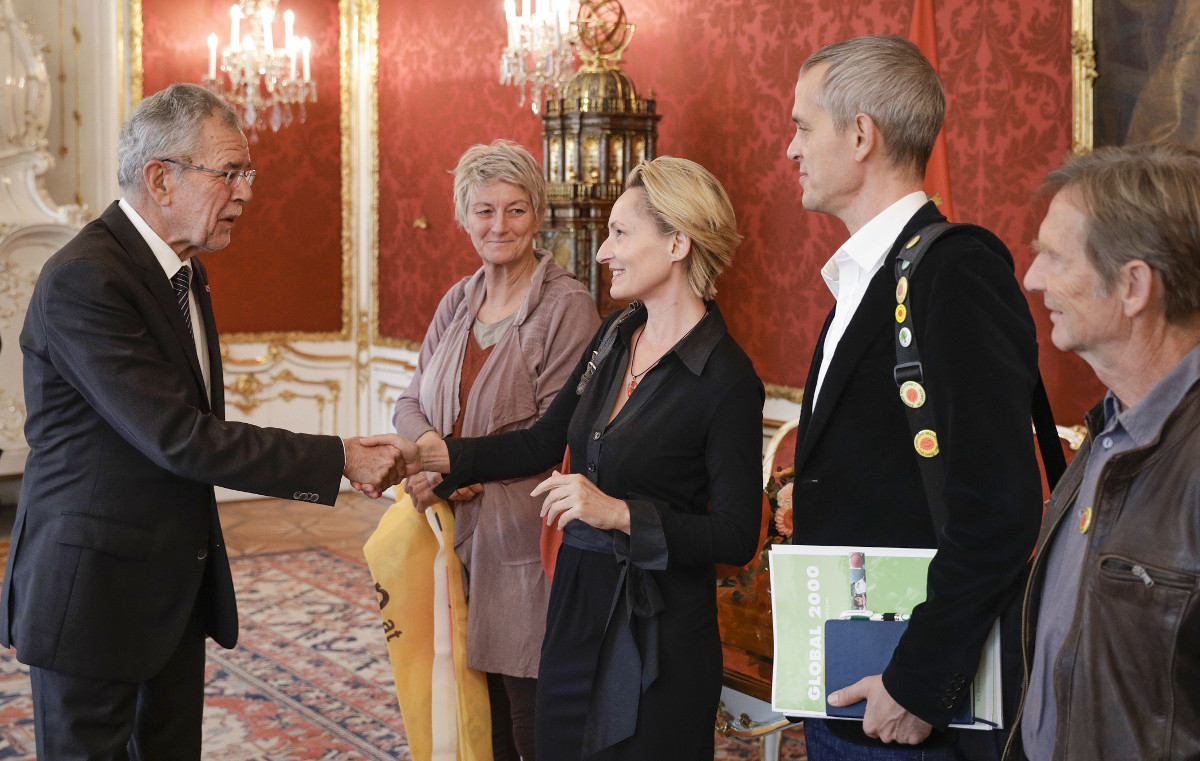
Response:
[202,1,316,142]
[499,0,579,114]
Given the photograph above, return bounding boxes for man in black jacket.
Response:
[0,83,411,760]
[786,35,1044,760]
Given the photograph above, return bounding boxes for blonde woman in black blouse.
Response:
[368,156,765,760]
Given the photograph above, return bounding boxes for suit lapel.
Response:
[193,259,224,418]
[794,202,947,472]
[794,310,832,470]
[101,203,210,405]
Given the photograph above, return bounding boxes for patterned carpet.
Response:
[0,549,805,759]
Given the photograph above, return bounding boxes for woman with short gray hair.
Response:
[393,139,599,761]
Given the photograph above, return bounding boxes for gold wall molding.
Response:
[377,378,408,420]
[0,252,41,329]
[764,382,804,405]
[371,355,416,371]
[1072,0,1095,155]
[364,0,387,350]
[334,0,354,343]
[129,0,142,105]
[225,369,341,433]
[373,334,422,352]
[220,341,353,367]
[0,389,26,444]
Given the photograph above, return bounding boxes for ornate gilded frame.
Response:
[132,0,355,344]
[1071,0,1097,155]
[366,0,420,353]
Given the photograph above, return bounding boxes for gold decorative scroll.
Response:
[219,341,353,367]
[714,703,791,739]
[376,378,408,410]
[225,369,341,432]
[130,0,143,105]
[763,382,804,405]
[1072,0,1096,154]
[0,390,27,444]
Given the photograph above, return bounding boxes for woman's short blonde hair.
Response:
[452,139,547,228]
[625,157,742,300]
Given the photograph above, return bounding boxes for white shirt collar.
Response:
[118,197,190,280]
[821,191,930,295]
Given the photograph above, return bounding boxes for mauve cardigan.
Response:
[392,250,600,677]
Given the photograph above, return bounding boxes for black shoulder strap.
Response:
[892,223,1067,531]
[576,301,642,395]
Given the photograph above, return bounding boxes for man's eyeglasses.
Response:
[159,158,256,188]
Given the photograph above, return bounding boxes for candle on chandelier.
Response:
[301,37,311,82]
[289,46,297,80]
[504,0,516,49]
[207,33,218,79]
[284,10,295,52]
[243,34,255,79]
[557,0,570,34]
[521,0,529,23]
[230,5,242,51]
[262,7,274,53]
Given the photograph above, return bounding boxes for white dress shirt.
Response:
[809,191,928,407]
[118,198,212,401]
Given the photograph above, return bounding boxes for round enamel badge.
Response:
[914,429,939,458]
[899,326,913,347]
[900,381,926,408]
[896,276,909,304]
[895,304,908,323]
[1078,506,1093,534]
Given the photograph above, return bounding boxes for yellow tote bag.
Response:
[363,491,493,761]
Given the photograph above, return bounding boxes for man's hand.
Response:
[343,434,419,499]
[827,674,932,745]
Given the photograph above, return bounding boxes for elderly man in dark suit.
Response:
[0,83,413,761]
[786,35,1045,760]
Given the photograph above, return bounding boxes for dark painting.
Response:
[1094,0,1200,146]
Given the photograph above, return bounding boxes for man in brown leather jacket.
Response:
[1010,142,1200,761]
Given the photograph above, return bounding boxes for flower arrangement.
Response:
[767,465,795,540]
[717,464,796,599]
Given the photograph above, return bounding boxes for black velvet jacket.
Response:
[792,202,1044,730]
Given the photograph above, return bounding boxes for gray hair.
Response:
[1042,142,1200,324]
[800,34,944,179]
[452,140,547,228]
[117,83,242,194]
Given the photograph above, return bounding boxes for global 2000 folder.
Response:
[768,544,1002,729]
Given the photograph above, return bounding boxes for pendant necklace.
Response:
[626,328,662,397]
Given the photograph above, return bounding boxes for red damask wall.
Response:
[142,0,344,336]
[377,0,1105,424]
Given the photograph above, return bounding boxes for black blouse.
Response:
[435,301,765,572]
[436,301,765,756]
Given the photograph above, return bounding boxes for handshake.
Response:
[341,433,442,499]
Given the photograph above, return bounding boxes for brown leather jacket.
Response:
[1005,383,1200,760]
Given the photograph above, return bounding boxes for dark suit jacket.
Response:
[793,202,1043,728]
[0,201,345,682]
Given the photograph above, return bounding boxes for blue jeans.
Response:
[804,719,967,761]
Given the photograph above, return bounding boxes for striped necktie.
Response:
[170,266,194,342]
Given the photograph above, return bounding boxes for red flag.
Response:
[910,0,955,222]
